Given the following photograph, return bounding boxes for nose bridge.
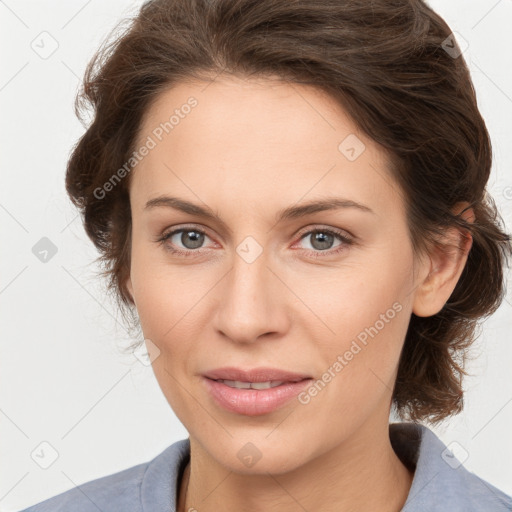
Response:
[214,239,285,342]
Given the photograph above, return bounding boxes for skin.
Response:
[125,75,472,512]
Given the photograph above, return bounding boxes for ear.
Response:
[412,203,474,317]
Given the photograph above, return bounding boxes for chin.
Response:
[200,432,315,476]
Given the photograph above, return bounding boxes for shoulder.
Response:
[18,438,190,512]
[391,422,512,512]
[18,463,148,512]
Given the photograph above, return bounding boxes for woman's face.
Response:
[126,75,425,474]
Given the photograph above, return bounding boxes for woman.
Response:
[20,0,512,510]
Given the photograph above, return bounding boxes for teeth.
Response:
[219,380,285,389]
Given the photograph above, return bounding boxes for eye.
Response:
[156,225,214,256]
[155,224,354,258]
[294,227,353,257]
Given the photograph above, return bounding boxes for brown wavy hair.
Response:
[65,0,511,424]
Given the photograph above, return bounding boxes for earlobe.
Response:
[412,204,474,318]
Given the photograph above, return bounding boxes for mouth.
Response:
[202,366,312,383]
[201,367,313,416]
[210,379,297,389]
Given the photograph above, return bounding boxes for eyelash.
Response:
[155,224,354,259]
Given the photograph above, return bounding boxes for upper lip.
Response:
[203,367,312,383]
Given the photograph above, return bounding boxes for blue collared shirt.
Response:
[18,422,512,511]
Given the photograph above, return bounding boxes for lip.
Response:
[202,367,313,416]
[202,366,312,383]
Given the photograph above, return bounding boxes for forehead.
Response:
[129,75,403,218]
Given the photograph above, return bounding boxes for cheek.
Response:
[129,238,213,339]
[129,259,213,414]
[295,242,414,405]
[291,245,413,349]
[133,282,213,375]
[296,295,410,442]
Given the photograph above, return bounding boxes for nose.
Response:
[213,245,289,344]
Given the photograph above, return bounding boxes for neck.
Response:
[177,421,414,512]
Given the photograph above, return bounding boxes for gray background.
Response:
[1,0,511,510]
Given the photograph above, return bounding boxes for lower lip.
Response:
[203,377,312,416]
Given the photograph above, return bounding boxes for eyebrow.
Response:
[143,195,374,227]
